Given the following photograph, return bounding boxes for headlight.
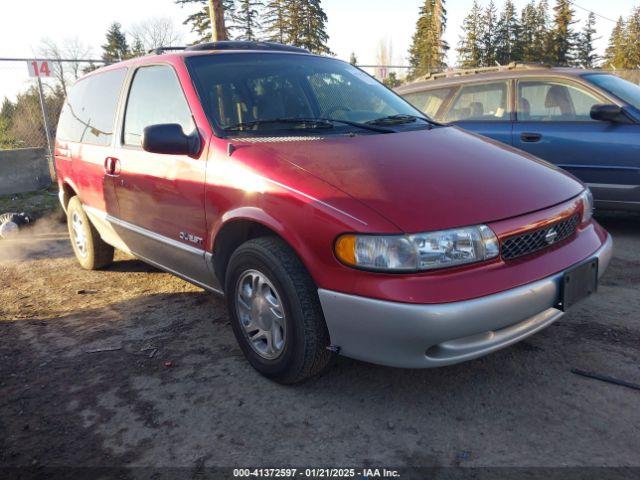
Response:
[335,225,499,272]
[580,189,594,224]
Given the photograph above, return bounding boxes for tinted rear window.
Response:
[57,68,127,145]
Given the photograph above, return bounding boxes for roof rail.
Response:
[150,46,187,55]
[185,41,309,54]
[420,62,551,81]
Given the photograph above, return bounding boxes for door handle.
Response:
[104,157,120,176]
[520,132,542,143]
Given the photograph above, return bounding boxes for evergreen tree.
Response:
[495,0,521,65]
[231,0,263,41]
[102,22,130,62]
[457,0,483,68]
[288,0,332,54]
[408,0,448,78]
[130,36,146,57]
[383,72,402,88]
[175,0,235,43]
[520,0,540,62]
[264,0,288,43]
[535,0,552,63]
[576,11,598,68]
[604,17,625,68]
[625,7,640,69]
[549,0,577,66]
[480,1,498,66]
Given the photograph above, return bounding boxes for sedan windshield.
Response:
[585,74,640,111]
[186,52,432,135]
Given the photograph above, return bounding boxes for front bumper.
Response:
[318,233,613,368]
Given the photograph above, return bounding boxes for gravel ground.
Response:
[0,211,638,474]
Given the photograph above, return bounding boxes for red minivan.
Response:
[55,41,612,383]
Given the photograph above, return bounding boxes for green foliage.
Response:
[576,12,598,68]
[101,22,130,62]
[264,0,289,43]
[174,0,333,54]
[409,0,448,78]
[232,0,264,41]
[383,72,401,88]
[480,1,498,66]
[495,0,521,65]
[176,0,235,43]
[286,0,333,54]
[457,0,483,68]
[549,0,576,66]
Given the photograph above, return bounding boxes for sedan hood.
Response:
[249,127,584,233]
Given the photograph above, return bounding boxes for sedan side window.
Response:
[402,87,454,120]
[123,65,195,147]
[444,82,509,123]
[517,81,603,122]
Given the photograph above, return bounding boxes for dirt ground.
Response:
[0,209,639,474]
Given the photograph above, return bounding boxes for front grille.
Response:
[501,214,580,260]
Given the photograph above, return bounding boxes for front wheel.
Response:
[225,237,335,384]
[67,196,114,270]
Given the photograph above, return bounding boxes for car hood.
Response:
[246,127,584,233]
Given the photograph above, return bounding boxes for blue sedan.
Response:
[397,66,640,212]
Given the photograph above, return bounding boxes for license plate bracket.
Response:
[559,259,599,311]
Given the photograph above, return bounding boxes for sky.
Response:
[0,0,635,100]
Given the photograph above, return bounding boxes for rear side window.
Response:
[517,81,603,122]
[57,68,127,145]
[123,65,194,147]
[444,82,509,122]
[402,87,454,120]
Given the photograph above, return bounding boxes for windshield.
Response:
[186,53,430,135]
[584,74,640,111]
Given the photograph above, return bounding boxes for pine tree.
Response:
[264,0,288,43]
[131,36,146,57]
[520,1,539,62]
[549,0,577,66]
[495,0,521,65]
[408,0,448,78]
[231,0,263,41]
[625,7,640,69]
[535,0,552,63]
[576,11,598,68]
[604,17,627,69]
[288,0,332,54]
[457,0,483,68]
[102,22,130,62]
[176,0,235,43]
[480,1,498,66]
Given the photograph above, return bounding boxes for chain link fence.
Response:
[0,58,105,181]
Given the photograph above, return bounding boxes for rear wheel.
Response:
[67,196,114,270]
[225,237,334,384]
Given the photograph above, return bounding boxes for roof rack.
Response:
[185,41,309,54]
[420,62,551,81]
[150,46,187,55]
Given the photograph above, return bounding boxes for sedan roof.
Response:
[396,67,603,94]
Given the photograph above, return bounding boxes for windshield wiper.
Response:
[225,117,395,134]
[318,117,395,134]
[366,114,440,127]
[224,118,335,132]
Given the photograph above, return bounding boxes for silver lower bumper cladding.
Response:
[318,234,613,368]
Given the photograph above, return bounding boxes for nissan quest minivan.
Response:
[55,41,612,383]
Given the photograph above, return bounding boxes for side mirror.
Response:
[590,104,633,124]
[142,124,201,156]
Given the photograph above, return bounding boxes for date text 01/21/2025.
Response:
[232,468,401,478]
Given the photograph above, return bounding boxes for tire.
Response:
[67,196,114,270]
[225,237,335,384]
